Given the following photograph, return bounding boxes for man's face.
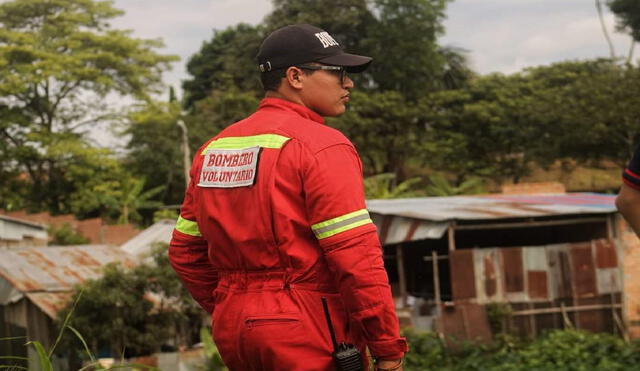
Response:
[296,64,354,117]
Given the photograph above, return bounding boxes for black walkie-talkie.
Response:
[321,297,363,371]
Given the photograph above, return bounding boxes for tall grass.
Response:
[1,292,158,371]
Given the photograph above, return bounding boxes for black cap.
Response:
[257,24,372,73]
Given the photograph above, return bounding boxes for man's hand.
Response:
[375,359,403,371]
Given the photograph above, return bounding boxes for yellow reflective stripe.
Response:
[175,216,202,237]
[201,134,290,154]
[311,209,373,239]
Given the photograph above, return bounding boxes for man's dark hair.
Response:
[260,67,314,92]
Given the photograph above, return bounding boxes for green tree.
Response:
[60,245,205,359]
[187,89,261,150]
[332,90,423,178]
[364,0,452,99]
[609,0,640,41]
[182,24,263,110]
[0,0,177,213]
[121,101,186,206]
[60,263,170,357]
[364,173,424,199]
[110,176,164,224]
[455,73,539,183]
[425,173,485,196]
[524,59,640,167]
[48,223,90,245]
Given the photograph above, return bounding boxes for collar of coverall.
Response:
[258,97,325,124]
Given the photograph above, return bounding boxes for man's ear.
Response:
[284,66,304,90]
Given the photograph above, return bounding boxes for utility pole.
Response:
[176,119,190,189]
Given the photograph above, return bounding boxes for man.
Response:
[616,145,640,236]
[169,24,407,371]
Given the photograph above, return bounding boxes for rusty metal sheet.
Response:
[484,253,498,297]
[371,213,448,245]
[474,249,502,302]
[524,247,548,271]
[367,193,616,223]
[548,246,573,299]
[597,268,622,294]
[25,292,73,319]
[0,245,137,293]
[502,248,524,293]
[594,239,618,269]
[450,250,476,300]
[440,303,492,344]
[575,296,613,333]
[570,243,597,298]
[527,271,549,299]
[533,301,560,333]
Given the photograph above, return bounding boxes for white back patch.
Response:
[198,146,261,188]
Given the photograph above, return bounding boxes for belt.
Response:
[216,270,337,292]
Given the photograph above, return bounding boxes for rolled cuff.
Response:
[368,338,409,360]
[623,171,640,191]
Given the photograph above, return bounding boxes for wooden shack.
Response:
[368,192,638,341]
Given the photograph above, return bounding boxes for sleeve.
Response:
[303,143,408,360]
[623,144,640,190]
[169,158,219,314]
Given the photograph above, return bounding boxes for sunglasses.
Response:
[295,64,347,85]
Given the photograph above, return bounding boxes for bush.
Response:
[403,329,640,371]
[49,223,90,245]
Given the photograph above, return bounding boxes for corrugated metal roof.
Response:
[0,245,136,293]
[26,292,73,319]
[0,215,47,241]
[0,214,47,229]
[367,192,616,222]
[120,219,175,257]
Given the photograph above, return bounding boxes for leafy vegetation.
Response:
[403,329,640,371]
[198,328,228,371]
[0,0,177,215]
[58,244,205,362]
[425,174,486,197]
[48,223,90,246]
[364,173,424,199]
[1,294,158,370]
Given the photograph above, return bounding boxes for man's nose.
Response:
[343,75,354,88]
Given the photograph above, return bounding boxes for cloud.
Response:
[111,0,273,91]
[441,0,634,74]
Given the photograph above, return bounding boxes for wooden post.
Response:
[560,303,574,329]
[432,250,441,306]
[528,302,537,338]
[606,214,614,239]
[447,222,456,251]
[396,245,407,308]
[461,305,470,340]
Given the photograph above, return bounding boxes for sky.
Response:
[110,0,636,96]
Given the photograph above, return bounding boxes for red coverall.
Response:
[169,97,407,370]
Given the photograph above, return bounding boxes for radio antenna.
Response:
[321,297,338,350]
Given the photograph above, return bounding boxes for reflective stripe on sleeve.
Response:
[176,216,202,237]
[201,134,290,154]
[311,209,373,240]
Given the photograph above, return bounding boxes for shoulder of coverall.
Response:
[192,98,357,159]
[253,97,357,155]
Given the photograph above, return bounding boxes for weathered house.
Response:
[367,192,637,341]
[0,245,136,368]
[0,215,47,248]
